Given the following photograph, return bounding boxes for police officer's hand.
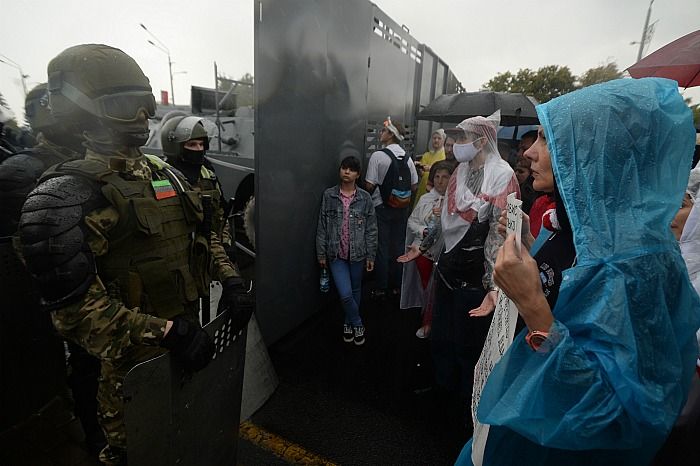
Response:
[161,317,215,372]
[219,277,255,331]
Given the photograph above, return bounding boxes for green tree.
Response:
[578,62,623,88]
[484,65,576,103]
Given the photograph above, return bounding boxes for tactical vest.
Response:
[42,156,210,319]
[194,166,225,237]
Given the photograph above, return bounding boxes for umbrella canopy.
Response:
[416,91,539,126]
[627,29,700,88]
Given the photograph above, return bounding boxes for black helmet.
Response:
[160,114,210,160]
[47,44,156,124]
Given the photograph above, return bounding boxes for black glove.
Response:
[160,317,215,372]
[219,277,255,331]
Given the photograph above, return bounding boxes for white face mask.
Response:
[453,141,481,163]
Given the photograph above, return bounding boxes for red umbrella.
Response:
[627,29,700,88]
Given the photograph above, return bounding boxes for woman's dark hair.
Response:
[429,160,455,183]
[340,155,361,173]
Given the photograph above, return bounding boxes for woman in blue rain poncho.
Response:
[457,78,700,466]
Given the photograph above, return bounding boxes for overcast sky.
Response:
[1,0,698,122]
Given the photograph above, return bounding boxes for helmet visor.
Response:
[48,72,156,122]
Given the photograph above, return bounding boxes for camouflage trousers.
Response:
[97,346,166,465]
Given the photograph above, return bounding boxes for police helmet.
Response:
[160,115,210,159]
[25,83,56,133]
[47,44,156,124]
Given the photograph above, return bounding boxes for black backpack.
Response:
[378,148,412,209]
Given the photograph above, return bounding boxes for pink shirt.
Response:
[338,189,356,260]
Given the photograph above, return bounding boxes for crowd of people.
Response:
[316,78,700,465]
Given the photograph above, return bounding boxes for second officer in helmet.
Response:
[158,112,254,323]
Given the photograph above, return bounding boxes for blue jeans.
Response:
[329,259,364,326]
[375,205,408,290]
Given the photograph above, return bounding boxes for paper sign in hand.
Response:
[506,192,523,253]
[471,192,523,466]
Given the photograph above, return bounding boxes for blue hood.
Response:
[469,78,700,466]
[541,77,696,263]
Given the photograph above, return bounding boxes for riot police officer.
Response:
[158,112,254,324]
[0,83,86,438]
[19,44,215,465]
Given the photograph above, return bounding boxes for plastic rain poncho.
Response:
[400,190,444,310]
[442,110,519,253]
[457,78,700,466]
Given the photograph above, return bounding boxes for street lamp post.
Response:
[140,23,176,105]
[635,0,655,62]
[0,54,29,96]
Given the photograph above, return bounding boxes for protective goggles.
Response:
[48,71,156,122]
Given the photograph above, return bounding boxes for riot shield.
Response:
[123,309,247,466]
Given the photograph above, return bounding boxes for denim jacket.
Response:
[316,185,377,262]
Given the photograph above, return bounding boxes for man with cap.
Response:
[19,44,215,465]
[364,116,418,298]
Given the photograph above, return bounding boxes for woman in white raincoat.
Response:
[398,110,519,432]
[400,161,454,338]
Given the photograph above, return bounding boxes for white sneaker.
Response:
[343,324,353,343]
[415,326,430,339]
[353,326,365,346]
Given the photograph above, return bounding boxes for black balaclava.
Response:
[170,141,206,185]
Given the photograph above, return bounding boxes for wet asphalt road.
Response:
[241,283,470,465]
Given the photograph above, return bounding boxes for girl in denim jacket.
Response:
[316,156,378,345]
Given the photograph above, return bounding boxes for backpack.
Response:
[378,148,412,209]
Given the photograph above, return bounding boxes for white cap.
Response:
[383,116,404,141]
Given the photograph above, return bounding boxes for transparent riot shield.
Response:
[123,309,247,466]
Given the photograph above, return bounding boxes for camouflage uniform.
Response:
[23,150,212,466]
[177,163,239,281]
[19,44,216,466]
[157,112,253,322]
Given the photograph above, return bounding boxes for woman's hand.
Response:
[366,260,375,272]
[469,290,498,317]
[397,245,422,263]
[318,258,327,269]
[494,234,553,331]
[497,209,534,251]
